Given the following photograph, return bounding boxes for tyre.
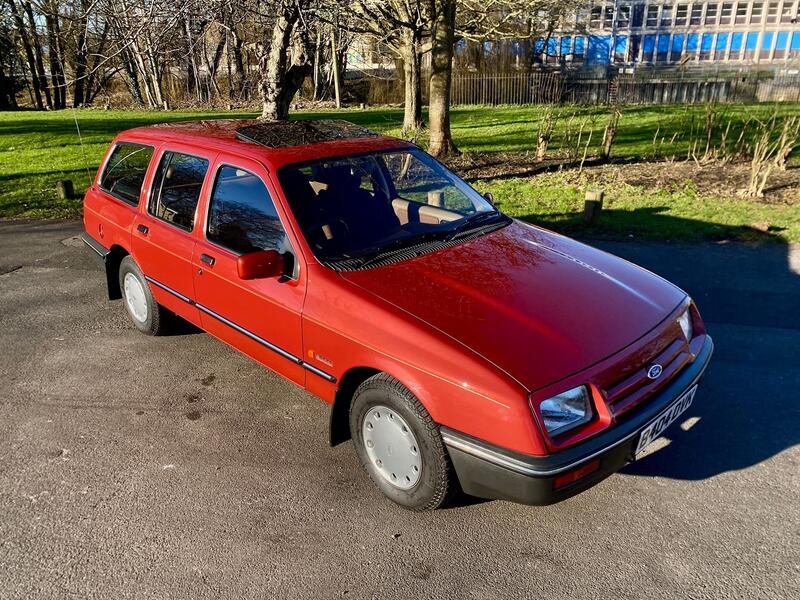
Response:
[118,255,167,336]
[349,373,455,511]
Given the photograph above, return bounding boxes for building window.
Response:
[751,2,764,23]
[714,32,729,59]
[632,3,646,26]
[729,31,744,58]
[690,4,703,24]
[773,30,789,58]
[743,31,759,59]
[780,1,794,22]
[642,34,656,60]
[646,5,659,26]
[699,33,714,60]
[760,30,773,58]
[767,1,779,22]
[614,35,629,61]
[675,3,689,24]
[603,6,614,28]
[661,4,674,25]
[671,33,685,60]
[735,2,749,23]
[574,36,586,60]
[656,34,671,61]
[590,6,602,28]
[686,32,700,58]
[561,36,572,57]
[705,3,719,23]
[720,2,734,23]
[789,31,800,58]
[618,5,631,27]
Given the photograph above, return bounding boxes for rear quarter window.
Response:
[100,142,154,205]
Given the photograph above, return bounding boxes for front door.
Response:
[192,157,306,385]
[132,147,215,323]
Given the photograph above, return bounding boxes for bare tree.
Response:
[351,0,428,135]
[258,0,313,120]
[426,0,457,157]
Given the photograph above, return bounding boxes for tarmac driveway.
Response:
[1,220,798,599]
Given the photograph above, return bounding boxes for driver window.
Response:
[207,166,295,274]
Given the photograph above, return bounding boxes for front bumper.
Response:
[442,335,714,505]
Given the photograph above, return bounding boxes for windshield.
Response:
[278,148,504,265]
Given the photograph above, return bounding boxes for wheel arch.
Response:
[329,366,381,446]
[105,244,130,300]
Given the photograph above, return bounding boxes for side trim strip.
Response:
[143,275,337,383]
[145,276,194,305]
[81,232,109,258]
[195,303,301,364]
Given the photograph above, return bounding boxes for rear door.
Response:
[192,156,306,385]
[131,146,216,321]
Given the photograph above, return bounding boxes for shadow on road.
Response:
[545,209,800,482]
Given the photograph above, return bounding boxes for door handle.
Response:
[136,224,149,235]
[200,253,215,266]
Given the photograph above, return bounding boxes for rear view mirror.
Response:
[237,249,284,280]
[483,192,495,205]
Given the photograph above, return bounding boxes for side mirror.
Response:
[483,192,495,205]
[237,249,284,280]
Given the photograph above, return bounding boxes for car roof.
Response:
[118,118,413,170]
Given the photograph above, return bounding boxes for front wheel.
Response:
[349,373,455,511]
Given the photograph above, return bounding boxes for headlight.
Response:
[677,308,693,341]
[538,386,593,437]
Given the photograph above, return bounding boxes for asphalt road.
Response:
[1,220,798,600]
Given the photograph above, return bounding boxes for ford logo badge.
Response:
[647,364,663,380]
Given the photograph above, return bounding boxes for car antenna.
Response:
[71,107,93,187]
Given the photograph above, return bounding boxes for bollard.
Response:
[583,189,604,225]
[56,180,74,200]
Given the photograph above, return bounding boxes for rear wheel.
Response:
[350,373,455,511]
[118,256,167,336]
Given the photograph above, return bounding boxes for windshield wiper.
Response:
[444,211,508,240]
[326,213,508,268]
[324,230,449,265]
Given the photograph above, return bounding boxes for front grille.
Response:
[604,332,691,418]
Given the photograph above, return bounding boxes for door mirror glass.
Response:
[237,249,284,280]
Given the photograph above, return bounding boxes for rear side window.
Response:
[207,166,291,257]
[148,151,209,231]
[100,142,154,205]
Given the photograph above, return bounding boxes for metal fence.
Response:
[358,69,800,106]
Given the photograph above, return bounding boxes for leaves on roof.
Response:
[235,119,378,149]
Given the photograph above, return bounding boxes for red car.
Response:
[83,119,713,510]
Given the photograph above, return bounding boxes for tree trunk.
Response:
[399,30,424,135]
[44,7,66,109]
[426,0,458,157]
[4,0,43,108]
[23,1,52,109]
[230,30,246,99]
[260,3,311,121]
[72,7,88,107]
[84,22,109,105]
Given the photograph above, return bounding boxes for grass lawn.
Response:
[1,104,798,242]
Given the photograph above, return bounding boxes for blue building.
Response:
[543,1,800,66]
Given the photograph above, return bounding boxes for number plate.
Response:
[635,384,697,456]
